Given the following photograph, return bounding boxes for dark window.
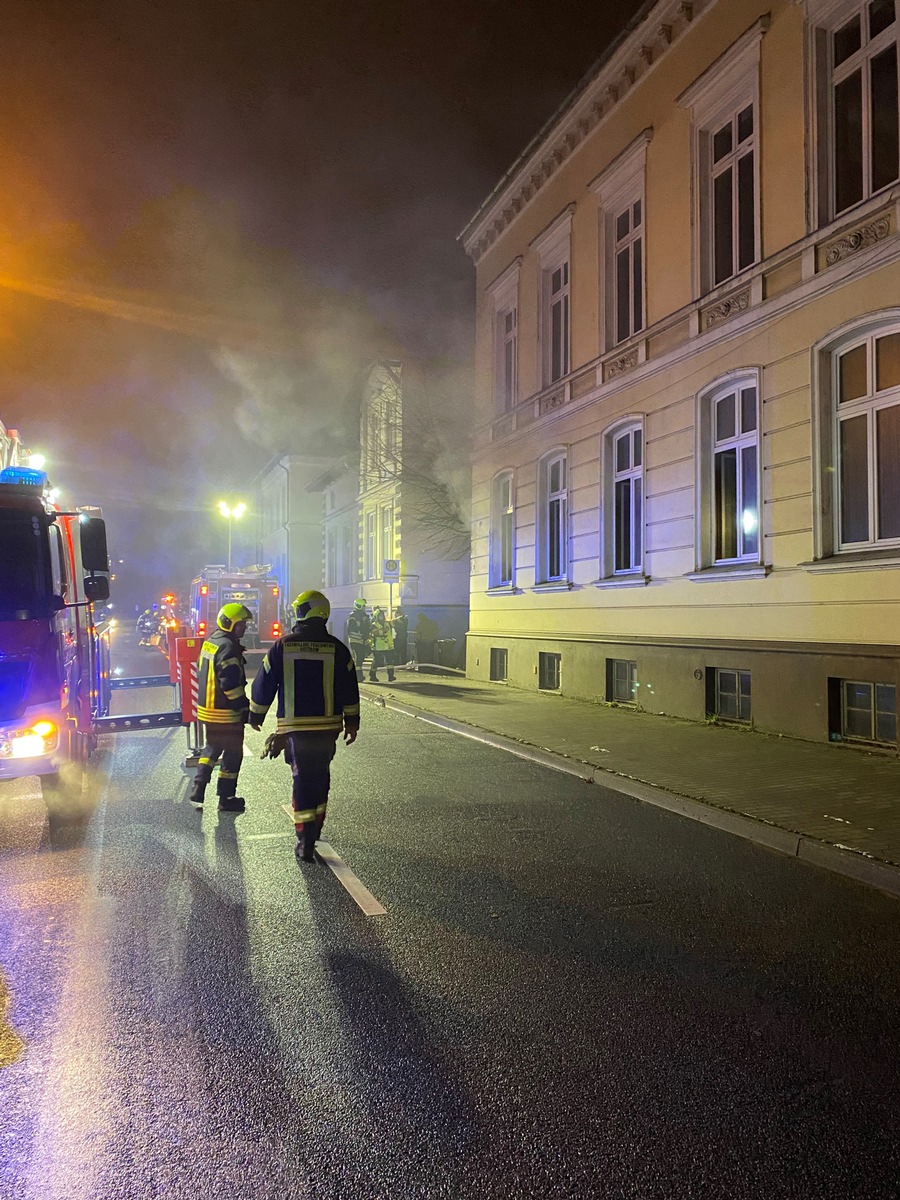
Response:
[539,652,561,691]
[489,647,508,682]
[607,658,637,703]
[711,668,751,722]
[840,679,897,743]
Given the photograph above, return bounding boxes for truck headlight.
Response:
[3,721,59,759]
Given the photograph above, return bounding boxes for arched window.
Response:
[489,471,515,588]
[537,450,568,583]
[601,420,644,577]
[697,374,761,567]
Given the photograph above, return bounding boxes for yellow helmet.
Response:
[293,590,330,621]
[217,602,253,632]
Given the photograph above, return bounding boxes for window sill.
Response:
[485,584,519,595]
[532,580,574,592]
[593,574,650,589]
[799,551,900,574]
[685,564,769,583]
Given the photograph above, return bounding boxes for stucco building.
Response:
[461,0,900,748]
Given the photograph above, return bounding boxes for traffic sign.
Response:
[383,558,400,581]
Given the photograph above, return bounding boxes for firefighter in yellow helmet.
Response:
[249,589,360,862]
[188,602,252,812]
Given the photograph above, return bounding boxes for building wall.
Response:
[462,0,900,748]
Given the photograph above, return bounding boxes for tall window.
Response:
[489,261,520,413]
[381,505,394,563]
[365,510,377,579]
[546,261,570,383]
[710,103,756,285]
[834,327,900,547]
[613,199,644,344]
[612,425,644,573]
[341,523,355,585]
[499,306,518,411]
[326,528,337,586]
[829,0,899,215]
[712,383,760,562]
[679,21,764,295]
[490,472,515,587]
[538,452,568,582]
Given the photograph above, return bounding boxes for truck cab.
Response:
[0,466,112,803]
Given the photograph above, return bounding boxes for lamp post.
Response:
[217,500,247,571]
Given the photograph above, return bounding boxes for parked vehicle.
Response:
[188,565,282,650]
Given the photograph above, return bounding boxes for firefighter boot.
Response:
[218,794,246,813]
[387,669,396,682]
[295,819,321,863]
[188,783,206,808]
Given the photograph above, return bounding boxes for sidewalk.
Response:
[360,667,900,899]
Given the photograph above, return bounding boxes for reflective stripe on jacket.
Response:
[196,630,248,724]
[249,617,361,734]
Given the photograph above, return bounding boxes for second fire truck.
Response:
[187,565,282,650]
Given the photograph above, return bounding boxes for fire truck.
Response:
[187,565,282,650]
[0,466,112,803]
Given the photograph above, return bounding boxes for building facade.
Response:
[255,453,333,620]
[461,0,900,749]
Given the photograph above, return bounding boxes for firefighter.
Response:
[368,605,395,682]
[188,602,253,812]
[249,589,360,863]
[345,597,371,682]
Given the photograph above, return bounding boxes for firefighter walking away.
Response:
[188,603,252,812]
[249,589,360,862]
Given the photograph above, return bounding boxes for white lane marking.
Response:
[281,804,387,916]
[244,832,296,841]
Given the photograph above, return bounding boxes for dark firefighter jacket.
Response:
[345,610,370,643]
[250,617,361,735]
[196,628,248,725]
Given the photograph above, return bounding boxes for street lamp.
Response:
[217,500,247,570]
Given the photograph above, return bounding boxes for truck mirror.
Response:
[80,516,110,574]
[84,575,110,603]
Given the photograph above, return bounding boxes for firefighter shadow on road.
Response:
[302,878,479,1194]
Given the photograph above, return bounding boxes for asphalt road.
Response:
[1,630,899,1199]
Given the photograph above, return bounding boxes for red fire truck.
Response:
[187,565,282,650]
[0,466,112,803]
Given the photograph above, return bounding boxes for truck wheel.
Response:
[41,765,88,817]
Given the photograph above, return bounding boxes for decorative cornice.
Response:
[460,0,708,262]
[703,289,751,329]
[822,215,891,266]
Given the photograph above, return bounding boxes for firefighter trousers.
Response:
[191,723,245,800]
[285,731,339,852]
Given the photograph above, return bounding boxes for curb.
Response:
[362,691,900,901]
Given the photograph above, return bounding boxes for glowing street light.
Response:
[27,453,46,471]
[217,500,247,570]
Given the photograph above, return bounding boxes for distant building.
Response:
[255,362,471,661]
[460,0,900,747]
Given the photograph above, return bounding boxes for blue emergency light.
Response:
[0,466,49,488]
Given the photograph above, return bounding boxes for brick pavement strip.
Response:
[361,671,900,899]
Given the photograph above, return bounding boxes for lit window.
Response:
[708,381,760,564]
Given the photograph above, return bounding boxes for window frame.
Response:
[487,259,521,413]
[601,418,645,578]
[590,129,651,353]
[809,0,900,225]
[532,207,574,389]
[696,373,763,570]
[679,18,767,298]
[536,449,569,584]
[489,470,516,588]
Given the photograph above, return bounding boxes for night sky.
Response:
[0,0,644,605]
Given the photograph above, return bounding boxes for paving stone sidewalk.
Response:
[361,668,900,893]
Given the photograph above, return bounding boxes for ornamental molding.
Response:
[604,348,639,380]
[822,215,891,267]
[539,388,567,415]
[703,289,750,329]
[460,0,705,262]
